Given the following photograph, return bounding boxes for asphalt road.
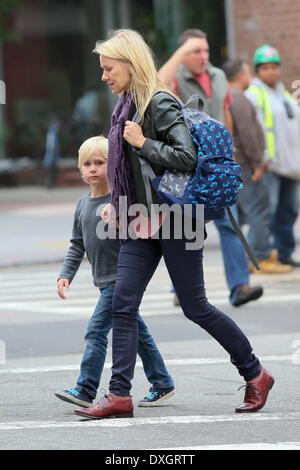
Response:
[1,255,300,451]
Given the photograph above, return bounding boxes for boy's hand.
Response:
[101,203,112,223]
[123,121,146,149]
[101,203,119,229]
[57,278,70,299]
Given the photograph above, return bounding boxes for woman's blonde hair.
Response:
[93,29,174,123]
[78,135,108,170]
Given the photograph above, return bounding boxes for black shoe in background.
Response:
[279,257,300,267]
[231,284,263,307]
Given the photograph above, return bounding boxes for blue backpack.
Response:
[135,92,260,270]
[150,93,243,221]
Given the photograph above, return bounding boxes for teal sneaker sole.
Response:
[138,390,175,407]
[54,390,92,408]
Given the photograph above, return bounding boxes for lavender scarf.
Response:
[107,92,136,218]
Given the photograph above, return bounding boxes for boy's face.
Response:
[81,152,108,186]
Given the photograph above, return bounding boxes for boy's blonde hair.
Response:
[78,136,108,170]
[93,29,174,123]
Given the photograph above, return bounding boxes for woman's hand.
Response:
[123,121,146,148]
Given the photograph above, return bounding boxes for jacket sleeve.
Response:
[231,94,265,170]
[139,93,197,171]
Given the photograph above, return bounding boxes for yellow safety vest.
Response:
[248,85,292,160]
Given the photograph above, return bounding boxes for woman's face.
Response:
[100,55,132,94]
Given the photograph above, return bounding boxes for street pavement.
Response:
[0,185,300,451]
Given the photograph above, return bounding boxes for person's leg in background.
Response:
[238,170,291,274]
[214,204,263,306]
[270,174,300,266]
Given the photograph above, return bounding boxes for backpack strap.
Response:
[185,94,204,111]
[226,207,261,271]
[138,156,156,211]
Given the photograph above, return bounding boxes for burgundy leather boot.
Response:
[74,393,133,419]
[235,367,274,413]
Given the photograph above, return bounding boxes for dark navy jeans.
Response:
[264,172,300,260]
[76,284,174,399]
[237,170,273,261]
[109,232,261,396]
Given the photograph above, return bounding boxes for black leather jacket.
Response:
[126,92,197,206]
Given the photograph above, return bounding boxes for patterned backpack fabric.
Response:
[134,93,259,270]
[150,93,243,220]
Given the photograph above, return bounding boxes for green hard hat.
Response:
[253,45,281,66]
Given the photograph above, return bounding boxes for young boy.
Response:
[55,136,175,408]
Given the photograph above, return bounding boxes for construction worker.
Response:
[246,45,300,268]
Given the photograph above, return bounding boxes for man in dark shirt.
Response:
[223,59,291,274]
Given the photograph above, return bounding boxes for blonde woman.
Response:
[74,29,274,420]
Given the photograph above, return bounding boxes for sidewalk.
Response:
[0,186,87,267]
[1,185,300,267]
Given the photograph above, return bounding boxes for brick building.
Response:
[1,0,299,171]
[227,0,300,90]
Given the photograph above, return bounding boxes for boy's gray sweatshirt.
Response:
[58,192,120,288]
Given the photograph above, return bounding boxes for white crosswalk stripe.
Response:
[0,412,300,431]
[0,261,178,317]
[0,259,300,318]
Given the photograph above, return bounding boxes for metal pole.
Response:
[172,0,184,46]
[103,0,114,33]
[102,0,118,117]
[118,0,130,28]
[224,0,236,59]
[0,42,6,157]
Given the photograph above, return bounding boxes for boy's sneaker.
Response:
[54,389,93,408]
[138,386,175,407]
